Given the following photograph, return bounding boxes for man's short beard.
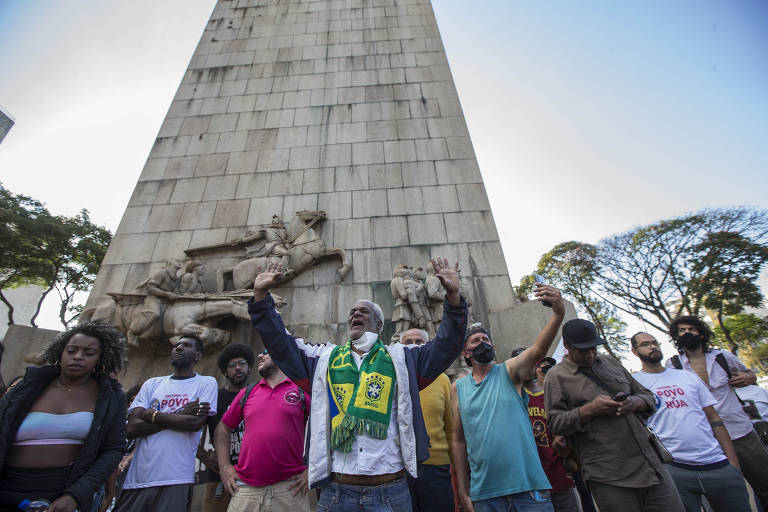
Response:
[638,352,663,364]
[226,372,248,387]
[258,363,277,379]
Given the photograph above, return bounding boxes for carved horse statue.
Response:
[215,210,350,291]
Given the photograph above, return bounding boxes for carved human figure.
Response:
[213,210,348,291]
[425,263,446,337]
[390,265,413,342]
[127,259,181,346]
[390,265,429,342]
[412,266,435,336]
[179,260,205,294]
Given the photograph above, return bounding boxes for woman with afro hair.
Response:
[0,322,128,512]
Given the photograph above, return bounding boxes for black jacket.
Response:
[0,365,126,511]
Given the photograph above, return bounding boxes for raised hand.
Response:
[430,257,460,305]
[253,261,285,301]
[534,284,565,316]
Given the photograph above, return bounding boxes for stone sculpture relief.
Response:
[81,210,348,351]
[186,210,350,291]
[390,263,447,342]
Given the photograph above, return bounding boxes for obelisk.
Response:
[86,0,565,380]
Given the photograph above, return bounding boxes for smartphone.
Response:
[614,392,630,402]
[533,273,552,308]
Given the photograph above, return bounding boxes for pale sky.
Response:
[0,1,766,364]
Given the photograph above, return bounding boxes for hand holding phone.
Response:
[533,273,552,308]
[613,392,630,402]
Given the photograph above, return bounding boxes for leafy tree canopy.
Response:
[519,207,768,362]
[0,183,112,328]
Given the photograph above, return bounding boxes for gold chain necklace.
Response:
[56,379,89,392]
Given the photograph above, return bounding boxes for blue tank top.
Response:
[457,364,550,500]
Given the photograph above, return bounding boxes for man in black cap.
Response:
[544,319,685,512]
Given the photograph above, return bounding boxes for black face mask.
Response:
[472,342,495,365]
[677,333,703,351]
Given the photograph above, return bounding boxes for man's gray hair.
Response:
[355,300,384,332]
[400,329,428,344]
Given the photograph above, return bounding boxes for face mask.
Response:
[677,333,703,351]
[351,331,379,353]
[472,342,495,365]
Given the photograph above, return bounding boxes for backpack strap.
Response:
[239,382,258,409]
[714,352,732,379]
[671,355,682,370]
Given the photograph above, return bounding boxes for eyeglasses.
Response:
[637,340,661,348]
[227,360,250,369]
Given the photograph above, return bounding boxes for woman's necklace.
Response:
[56,378,90,392]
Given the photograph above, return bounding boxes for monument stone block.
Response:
[85,0,564,386]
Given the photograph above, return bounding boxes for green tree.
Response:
[519,241,627,359]
[689,230,768,350]
[595,208,768,334]
[523,207,768,357]
[0,183,112,328]
[0,184,52,325]
[713,314,768,374]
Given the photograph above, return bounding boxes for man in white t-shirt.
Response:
[115,334,218,512]
[631,332,750,512]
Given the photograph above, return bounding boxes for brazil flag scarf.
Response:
[328,340,396,452]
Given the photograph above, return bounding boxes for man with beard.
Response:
[197,343,255,512]
[630,332,750,512]
[116,335,218,512]
[214,349,311,512]
[452,283,565,512]
[545,319,685,512]
[665,315,768,508]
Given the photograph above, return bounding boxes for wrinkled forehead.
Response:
[466,331,491,345]
[350,300,374,314]
[402,329,427,343]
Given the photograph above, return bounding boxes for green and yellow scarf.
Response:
[327,340,396,452]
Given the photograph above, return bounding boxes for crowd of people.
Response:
[0,256,767,512]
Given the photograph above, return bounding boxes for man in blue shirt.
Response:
[451,283,564,512]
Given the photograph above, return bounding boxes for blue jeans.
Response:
[318,477,412,512]
[473,491,553,512]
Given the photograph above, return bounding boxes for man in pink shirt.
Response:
[214,349,311,512]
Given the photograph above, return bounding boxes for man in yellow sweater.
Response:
[401,328,455,512]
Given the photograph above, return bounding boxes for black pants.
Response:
[734,430,768,509]
[0,465,71,510]
[407,463,455,512]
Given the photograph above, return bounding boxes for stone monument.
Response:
[84,0,573,384]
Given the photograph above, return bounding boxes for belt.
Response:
[331,470,406,486]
